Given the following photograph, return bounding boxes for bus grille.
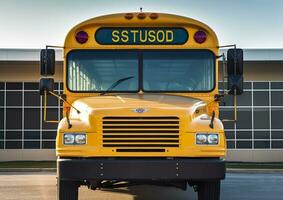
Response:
[102,116,180,151]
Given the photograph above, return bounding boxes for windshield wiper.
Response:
[100,76,134,95]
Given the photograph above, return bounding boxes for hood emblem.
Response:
[132,108,149,114]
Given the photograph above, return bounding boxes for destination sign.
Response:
[95,27,188,45]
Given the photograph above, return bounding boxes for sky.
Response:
[0,0,282,48]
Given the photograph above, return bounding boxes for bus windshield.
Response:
[67,51,139,92]
[67,50,215,92]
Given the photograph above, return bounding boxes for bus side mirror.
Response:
[40,49,55,76]
[227,48,244,95]
[39,78,54,95]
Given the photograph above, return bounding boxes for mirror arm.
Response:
[49,91,80,114]
[221,90,238,123]
[43,90,60,123]
[46,45,64,49]
[66,110,72,129]
[214,94,224,102]
[43,90,80,126]
[205,94,224,128]
[209,111,216,129]
[233,90,237,122]
[222,53,226,96]
[218,44,236,49]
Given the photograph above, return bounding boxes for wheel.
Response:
[57,180,79,200]
[197,180,220,200]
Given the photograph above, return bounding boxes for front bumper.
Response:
[58,158,225,181]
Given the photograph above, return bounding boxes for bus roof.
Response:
[64,12,219,49]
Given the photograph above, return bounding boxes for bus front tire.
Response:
[197,180,220,200]
[58,180,79,200]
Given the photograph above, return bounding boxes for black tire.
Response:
[197,180,220,200]
[58,180,79,200]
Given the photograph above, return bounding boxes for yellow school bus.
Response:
[39,12,243,200]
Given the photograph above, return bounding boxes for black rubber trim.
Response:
[58,158,225,181]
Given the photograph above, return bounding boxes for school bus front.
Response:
[38,12,243,200]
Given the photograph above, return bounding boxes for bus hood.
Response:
[60,94,222,132]
[72,93,205,114]
[70,94,206,119]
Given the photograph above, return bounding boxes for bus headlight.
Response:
[64,133,86,145]
[196,133,219,145]
[75,134,86,144]
[196,134,207,144]
[64,134,75,144]
[207,134,218,144]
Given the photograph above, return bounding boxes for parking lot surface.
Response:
[0,172,282,200]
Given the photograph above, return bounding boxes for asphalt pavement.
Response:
[0,172,282,200]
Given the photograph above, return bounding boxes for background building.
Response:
[0,48,283,162]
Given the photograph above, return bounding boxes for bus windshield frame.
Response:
[66,49,216,93]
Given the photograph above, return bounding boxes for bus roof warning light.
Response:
[75,31,88,44]
[194,30,207,44]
